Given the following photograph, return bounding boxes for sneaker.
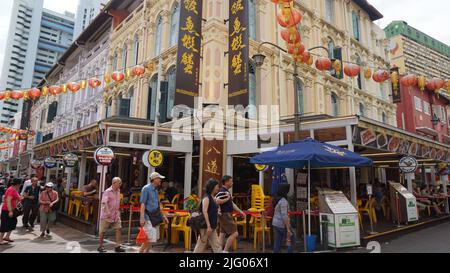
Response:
[114,246,126,253]
[222,250,229,253]
[97,247,107,253]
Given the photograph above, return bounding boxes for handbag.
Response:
[13,201,23,217]
[145,208,164,227]
[47,191,60,212]
[187,201,207,231]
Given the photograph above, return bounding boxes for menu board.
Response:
[324,193,357,214]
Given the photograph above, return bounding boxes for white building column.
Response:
[346,125,357,205]
[78,153,87,189]
[184,152,192,200]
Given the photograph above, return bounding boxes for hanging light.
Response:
[315,57,332,71]
[344,63,361,78]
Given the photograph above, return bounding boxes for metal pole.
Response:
[308,160,311,236]
[302,210,306,252]
[261,211,265,253]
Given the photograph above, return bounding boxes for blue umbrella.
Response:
[250,138,373,235]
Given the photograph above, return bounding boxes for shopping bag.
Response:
[136,227,148,245]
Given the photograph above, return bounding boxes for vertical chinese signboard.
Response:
[174,0,203,109]
[390,67,401,103]
[228,0,250,107]
[201,139,224,194]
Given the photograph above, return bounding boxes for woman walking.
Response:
[272,183,296,253]
[39,182,59,237]
[0,179,22,245]
[194,179,222,253]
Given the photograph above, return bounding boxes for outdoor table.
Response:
[163,212,178,251]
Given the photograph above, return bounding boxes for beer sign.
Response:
[94,147,115,166]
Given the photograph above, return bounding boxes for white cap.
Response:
[45,182,54,188]
[149,172,165,181]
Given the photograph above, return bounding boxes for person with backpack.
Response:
[193,178,222,253]
[272,183,296,253]
[38,182,59,238]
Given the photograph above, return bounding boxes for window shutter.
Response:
[159,81,169,123]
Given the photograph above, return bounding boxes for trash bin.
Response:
[306,235,317,252]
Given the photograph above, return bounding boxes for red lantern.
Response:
[288,43,305,56]
[111,71,125,83]
[277,8,302,28]
[315,57,332,71]
[373,70,389,83]
[68,82,81,93]
[426,78,445,91]
[132,65,146,77]
[0,92,6,100]
[11,90,23,100]
[400,74,418,88]
[49,85,62,95]
[300,50,311,63]
[344,64,361,78]
[281,29,301,44]
[88,78,102,88]
[28,88,41,100]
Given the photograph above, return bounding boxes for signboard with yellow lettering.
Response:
[174,0,203,108]
[228,0,249,107]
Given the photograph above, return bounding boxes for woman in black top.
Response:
[194,179,222,253]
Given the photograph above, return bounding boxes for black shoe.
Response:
[114,246,126,253]
[40,232,45,238]
[46,229,50,235]
[98,247,107,253]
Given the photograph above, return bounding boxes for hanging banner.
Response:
[174,0,203,108]
[228,0,249,107]
[390,67,401,103]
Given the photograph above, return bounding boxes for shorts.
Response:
[143,220,160,243]
[99,220,122,234]
[219,212,238,235]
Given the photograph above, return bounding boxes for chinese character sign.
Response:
[201,139,224,193]
[175,0,203,108]
[228,0,250,107]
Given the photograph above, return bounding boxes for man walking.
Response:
[22,177,40,230]
[217,175,245,253]
[98,177,125,253]
[139,172,168,253]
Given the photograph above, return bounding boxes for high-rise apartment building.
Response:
[0,0,74,125]
[73,0,108,39]
[385,21,450,80]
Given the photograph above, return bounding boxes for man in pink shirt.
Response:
[98,177,125,253]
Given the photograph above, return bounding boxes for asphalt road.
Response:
[349,220,450,253]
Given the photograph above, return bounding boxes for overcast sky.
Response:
[0,0,449,78]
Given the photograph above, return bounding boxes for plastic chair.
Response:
[79,201,94,221]
[358,197,377,224]
[164,193,181,211]
[68,191,83,216]
[253,216,271,249]
[356,200,364,232]
[130,192,141,205]
[234,214,247,239]
[171,212,190,250]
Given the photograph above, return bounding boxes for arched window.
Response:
[359,103,365,117]
[327,38,335,59]
[147,75,158,122]
[249,0,257,40]
[119,90,131,117]
[133,34,139,65]
[122,44,128,69]
[248,62,257,120]
[325,0,334,24]
[155,16,163,56]
[296,78,304,115]
[331,92,339,117]
[112,51,118,71]
[170,2,180,47]
[167,66,176,120]
[382,112,387,123]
